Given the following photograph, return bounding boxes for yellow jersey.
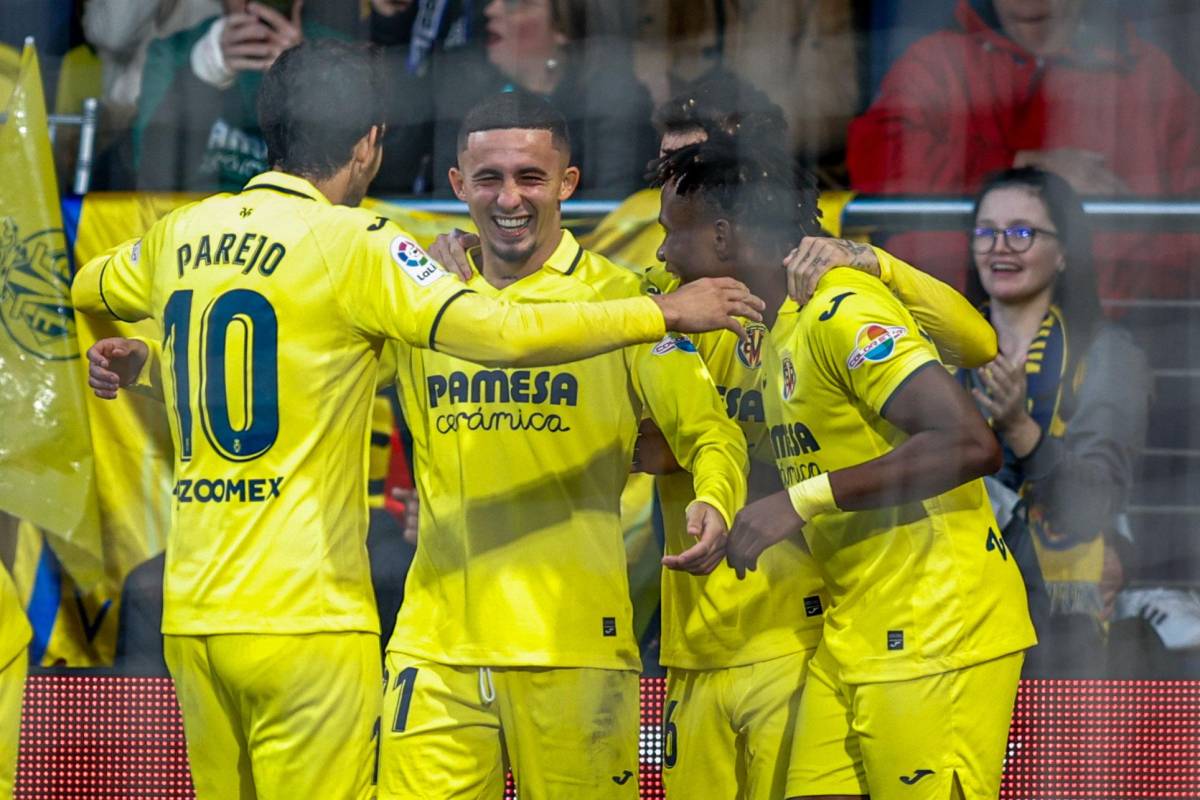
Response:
[765,269,1035,684]
[387,232,747,671]
[70,172,672,637]
[650,247,995,671]
[0,565,30,667]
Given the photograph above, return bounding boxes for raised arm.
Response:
[431,279,763,367]
[784,237,997,368]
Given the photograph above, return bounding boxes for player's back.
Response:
[140,173,418,636]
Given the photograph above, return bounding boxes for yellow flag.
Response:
[0,42,102,589]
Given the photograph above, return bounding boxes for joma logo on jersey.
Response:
[736,323,767,368]
[173,477,284,503]
[770,422,821,458]
[717,386,764,423]
[0,219,77,360]
[427,370,578,408]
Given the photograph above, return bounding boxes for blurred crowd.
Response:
[0,2,1190,208]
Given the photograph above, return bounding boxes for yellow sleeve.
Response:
[632,335,748,528]
[327,219,668,367]
[128,335,165,401]
[812,277,941,417]
[71,235,157,322]
[873,246,997,368]
[434,293,666,367]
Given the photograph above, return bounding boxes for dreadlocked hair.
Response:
[653,132,822,242]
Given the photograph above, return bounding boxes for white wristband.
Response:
[787,473,839,522]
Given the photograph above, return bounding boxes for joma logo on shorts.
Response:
[900,769,934,785]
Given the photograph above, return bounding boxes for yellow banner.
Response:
[0,42,102,589]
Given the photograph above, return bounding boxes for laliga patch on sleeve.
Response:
[390,235,447,287]
[846,323,906,370]
[652,334,698,356]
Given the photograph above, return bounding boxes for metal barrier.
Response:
[383,196,1200,235]
[0,96,98,195]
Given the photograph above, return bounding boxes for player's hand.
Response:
[391,487,419,546]
[631,418,681,474]
[726,490,805,579]
[652,277,765,344]
[87,337,149,400]
[662,502,728,575]
[784,236,879,307]
[427,229,478,282]
[370,0,414,16]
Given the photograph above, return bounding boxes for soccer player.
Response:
[657,136,1036,800]
[375,91,748,799]
[632,82,1001,800]
[71,41,761,800]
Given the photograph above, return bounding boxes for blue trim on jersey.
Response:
[26,543,62,665]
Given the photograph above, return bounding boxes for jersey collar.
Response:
[463,228,585,280]
[241,171,329,204]
[543,229,584,275]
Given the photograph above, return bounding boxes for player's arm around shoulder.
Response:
[870,245,997,369]
[783,235,996,368]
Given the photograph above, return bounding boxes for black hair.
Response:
[965,166,1103,355]
[258,40,385,181]
[652,66,788,142]
[456,91,571,155]
[652,132,822,248]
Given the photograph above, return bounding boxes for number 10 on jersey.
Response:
[163,289,280,462]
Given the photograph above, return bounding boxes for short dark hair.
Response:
[653,132,822,246]
[652,67,788,143]
[258,40,385,181]
[456,91,571,155]
[965,166,1102,350]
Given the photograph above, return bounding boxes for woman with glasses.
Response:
[962,166,1152,677]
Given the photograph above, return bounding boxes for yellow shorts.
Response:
[786,644,1023,799]
[0,647,26,800]
[663,649,814,800]
[164,632,380,800]
[378,652,640,800]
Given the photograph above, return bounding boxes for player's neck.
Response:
[741,264,787,330]
[479,229,564,289]
[310,170,354,206]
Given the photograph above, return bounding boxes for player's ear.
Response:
[448,167,468,201]
[558,166,580,201]
[352,126,379,168]
[713,218,733,261]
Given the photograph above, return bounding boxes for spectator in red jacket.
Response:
[848,0,1200,300]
